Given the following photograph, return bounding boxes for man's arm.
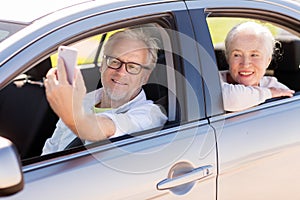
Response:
[44,58,115,141]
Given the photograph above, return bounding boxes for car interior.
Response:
[0,58,58,159]
[273,36,300,91]
[0,23,180,160]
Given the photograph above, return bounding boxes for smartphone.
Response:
[58,46,78,84]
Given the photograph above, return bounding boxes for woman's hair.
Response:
[225,21,275,59]
[103,28,159,68]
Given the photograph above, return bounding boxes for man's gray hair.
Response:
[103,28,159,68]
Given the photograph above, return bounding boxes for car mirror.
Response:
[0,136,24,196]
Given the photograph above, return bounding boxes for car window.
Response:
[50,34,105,68]
[0,22,178,160]
[207,17,300,108]
[50,31,122,69]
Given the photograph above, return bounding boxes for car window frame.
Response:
[202,7,300,114]
[17,7,197,164]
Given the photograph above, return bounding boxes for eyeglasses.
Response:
[103,55,151,75]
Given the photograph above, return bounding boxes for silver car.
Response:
[0,0,299,199]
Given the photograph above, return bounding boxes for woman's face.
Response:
[227,33,272,86]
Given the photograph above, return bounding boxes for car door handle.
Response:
[157,165,213,190]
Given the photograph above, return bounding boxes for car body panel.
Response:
[186,0,300,199]
[211,97,300,199]
[5,122,217,200]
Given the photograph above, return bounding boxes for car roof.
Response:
[2,0,299,24]
[0,0,95,24]
[0,0,177,24]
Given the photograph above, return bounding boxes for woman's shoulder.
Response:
[260,76,278,85]
[260,76,289,89]
[219,70,229,82]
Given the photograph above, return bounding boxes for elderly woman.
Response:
[220,21,294,112]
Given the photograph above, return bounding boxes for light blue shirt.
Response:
[42,88,167,155]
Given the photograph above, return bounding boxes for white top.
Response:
[220,71,290,112]
[42,88,168,155]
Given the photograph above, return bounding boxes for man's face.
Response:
[228,33,272,86]
[100,38,151,105]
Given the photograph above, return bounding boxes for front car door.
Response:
[0,1,217,199]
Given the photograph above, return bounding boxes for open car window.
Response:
[207,17,300,109]
[0,22,179,160]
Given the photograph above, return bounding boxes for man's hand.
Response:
[44,58,86,132]
[44,58,114,141]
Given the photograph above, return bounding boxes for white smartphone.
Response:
[58,46,78,84]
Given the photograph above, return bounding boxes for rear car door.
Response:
[0,1,217,199]
[187,0,300,199]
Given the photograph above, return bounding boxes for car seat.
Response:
[0,58,59,159]
[274,36,300,91]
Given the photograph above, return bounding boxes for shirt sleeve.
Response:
[221,81,272,112]
[99,104,168,138]
[260,76,290,89]
[41,119,77,155]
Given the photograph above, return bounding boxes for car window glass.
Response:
[207,17,300,109]
[50,34,104,68]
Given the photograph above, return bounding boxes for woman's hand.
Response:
[269,87,295,98]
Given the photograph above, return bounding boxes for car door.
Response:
[187,0,300,199]
[0,1,217,199]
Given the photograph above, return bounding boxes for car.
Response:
[0,0,299,199]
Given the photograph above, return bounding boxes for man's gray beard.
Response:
[104,87,128,103]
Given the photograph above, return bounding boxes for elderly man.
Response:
[42,28,167,154]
